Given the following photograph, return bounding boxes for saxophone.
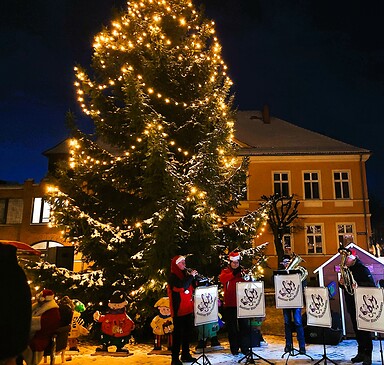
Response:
[339,249,356,295]
[285,253,308,282]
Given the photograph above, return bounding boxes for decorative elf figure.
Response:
[93,290,135,353]
[150,297,174,351]
[68,300,89,351]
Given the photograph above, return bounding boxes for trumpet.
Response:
[185,267,210,284]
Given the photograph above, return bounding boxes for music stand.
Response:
[192,285,219,365]
[274,270,313,364]
[191,324,211,365]
[238,317,274,365]
[312,327,337,365]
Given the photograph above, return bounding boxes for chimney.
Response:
[262,104,270,124]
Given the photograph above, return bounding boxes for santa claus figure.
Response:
[93,290,135,353]
[23,289,61,365]
[150,297,173,351]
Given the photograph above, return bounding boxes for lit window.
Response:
[273,172,289,197]
[306,224,323,254]
[304,172,320,199]
[334,171,350,199]
[32,198,51,224]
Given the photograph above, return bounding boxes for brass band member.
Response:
[280,254,306,354]
[167,255,197,365]
[338,248,375,365]
[219,251,248,356]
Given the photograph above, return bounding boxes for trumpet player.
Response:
[167,255,198,365]
[219,251,249,356]
[338,249,375,365]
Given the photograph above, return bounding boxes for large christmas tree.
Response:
[46,0,261,328]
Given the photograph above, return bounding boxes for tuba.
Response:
[339,249,356,295]
[285,253,308,282]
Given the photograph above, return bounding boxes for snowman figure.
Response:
[150,297,173,351]
[93,290,135,353]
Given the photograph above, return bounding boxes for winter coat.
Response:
[341,258,375,312]
[30,300,61,351]
[219,266,245,307]
[96,310,135,338]
[168,256,195,317]
[0,243,32,361]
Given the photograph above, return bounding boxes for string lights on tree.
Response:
[39,0,270,328]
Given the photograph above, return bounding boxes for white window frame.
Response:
[273,171,290,197]
[306,224,324,254]
[31,198,51,224]
[333,170,351,199]
[337,223,355,247]
[303,171,321,200]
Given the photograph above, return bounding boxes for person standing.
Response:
[0,243,32,365]
[280,254,306,354]
[219,251,248,355]
[167,255,197,365]
[338,249,375,365]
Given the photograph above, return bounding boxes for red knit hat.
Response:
[229,251,240,262]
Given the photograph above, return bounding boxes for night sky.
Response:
[1,0,384,199]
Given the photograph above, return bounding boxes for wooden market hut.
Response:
[313,243,384,337]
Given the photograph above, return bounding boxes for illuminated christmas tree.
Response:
[45,0,261,326]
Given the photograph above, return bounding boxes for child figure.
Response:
[68,300,89,351]
[93,290,135,353]
[150,297,174,351]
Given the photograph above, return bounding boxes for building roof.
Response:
[313,243,384,274]
[235,110,371,157]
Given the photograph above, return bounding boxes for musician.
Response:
[338,249,375,365]
[167,255,197,365]
[280,254,306,354]
[219,251,248,356]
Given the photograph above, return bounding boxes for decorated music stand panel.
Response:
[355,287,384,333]
[274,272,303,309]
[236,281,265,318]
[304,287,332,328]
[194,285,219,326]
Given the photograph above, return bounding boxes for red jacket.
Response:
[168,257,195,317]
[219,266,245,307]
[97,310,135,338]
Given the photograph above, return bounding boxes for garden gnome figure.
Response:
[93,290,135,353]
[150,297,174,350]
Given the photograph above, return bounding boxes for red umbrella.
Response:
[0,240,42,256]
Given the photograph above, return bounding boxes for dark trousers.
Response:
[172,313,194,360]
[347,299,373,354]
[224,307,248,354]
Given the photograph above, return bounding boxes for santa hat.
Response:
[175,255,186,265]
[109,290,128,305]
[229,251,240,262]
[39,289,55,302]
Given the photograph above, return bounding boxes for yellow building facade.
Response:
[233,110,371,281]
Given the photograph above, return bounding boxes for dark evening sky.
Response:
[1,0,384,198]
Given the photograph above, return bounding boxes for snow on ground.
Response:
[62,335,384,365]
